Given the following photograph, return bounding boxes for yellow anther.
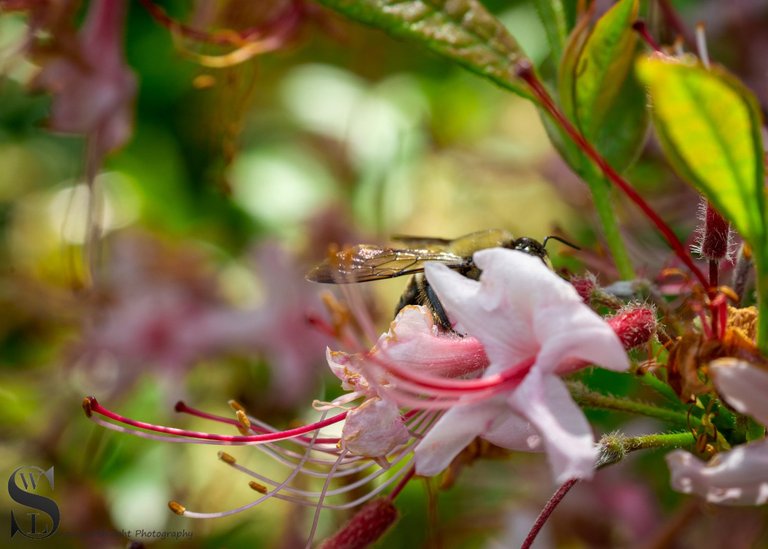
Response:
[228,400,245,412]
[168,501,186,515]
[82,397,93,417]
[248,481,268,494]
[218,451,237,465]
[236,410,251,435]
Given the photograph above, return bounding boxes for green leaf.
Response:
[532,0,568,66]
[636,55,766,249]
[559,0,647,171]
[315,0,530,99]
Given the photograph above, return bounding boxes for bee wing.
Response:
[306,245,466,283]
[390,235,453,248]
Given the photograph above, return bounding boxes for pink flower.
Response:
[413,249,630,483]
[667,358,768,505]
[31,0,136,161]
[80,249,632,536]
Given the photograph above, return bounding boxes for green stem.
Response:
[754,256,768,355]
[582,162,636,280]
[598,432,696,468]
[569,382,689,427]
[570,382,732,450]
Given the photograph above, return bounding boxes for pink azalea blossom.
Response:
[667,358,768,505]
[81,248,640,537]
[413,249,630,483]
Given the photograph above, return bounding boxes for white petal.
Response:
[426,249,628,376]
[509,371,597,483]
[711,358,768,427]
[483,413,543,452]
[533,305,630,375]
[425,256,537,368]
[414,399,505,476]
[341,398,410,457]
[667,442,768,505]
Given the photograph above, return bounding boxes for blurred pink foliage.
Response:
[74,231,329,406]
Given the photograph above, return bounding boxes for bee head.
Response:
[507,237,548,261]
[505,236,580,264]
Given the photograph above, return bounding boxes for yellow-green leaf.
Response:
[559,0,647,171]
[637,55,766,249]
[315,0,530,99]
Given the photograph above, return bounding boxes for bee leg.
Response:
[394,275,453,331]
[424,280,453,331]
[394,276,421,318]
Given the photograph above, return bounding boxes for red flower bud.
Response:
[607,305,657,350]
[694,200,731,261]
[320,499,398,549]
[570,274,597,303]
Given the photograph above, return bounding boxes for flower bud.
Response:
[694,200,731,261]
[607,305,657,350]
[320,499,398,549]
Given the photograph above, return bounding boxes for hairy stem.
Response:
[569,383,691,427]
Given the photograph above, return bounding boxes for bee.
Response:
[306,229,577,331]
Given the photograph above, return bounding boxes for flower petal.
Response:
[426,249,628,377]
[508,370,597,483]
[666,443,768,505]
[483,412,542,452]
[711,358,768,427]
[533,306,630,375]
[414,399,506,476]
[378,306,489,378]
[425,255,538,370]
[341,398,410,457]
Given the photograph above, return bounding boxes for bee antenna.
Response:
[542,235,581,251]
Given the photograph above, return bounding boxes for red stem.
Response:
[515,62,709,290]
[631,20,662,52]
[521,479,578,549]
[708,259,719,288]
[387,466,416,501]
[657,0,695,46]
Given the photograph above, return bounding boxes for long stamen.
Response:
[84,397,348,444]
[306,450,348,548]
[368,353,532,393]
[175,401,340,445]
[174,410,330,519]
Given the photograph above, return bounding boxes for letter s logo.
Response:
[8,466,60,539]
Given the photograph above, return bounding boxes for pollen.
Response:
[727,306,757,342]
[228,400,245,412]
[82,397,93,417]
[218,451,237,465]
[235,410,251,435]
[168,501,186,515]
[248,481,268,494]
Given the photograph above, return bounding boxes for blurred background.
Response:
[1,1,768,547]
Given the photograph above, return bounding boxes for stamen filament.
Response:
[84,397,347,444]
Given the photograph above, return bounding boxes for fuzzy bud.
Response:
[694,200,731,261]
[570,273,623,310]
[570,274,597,303]
[607,305,657,350]
[319,498,399,549]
